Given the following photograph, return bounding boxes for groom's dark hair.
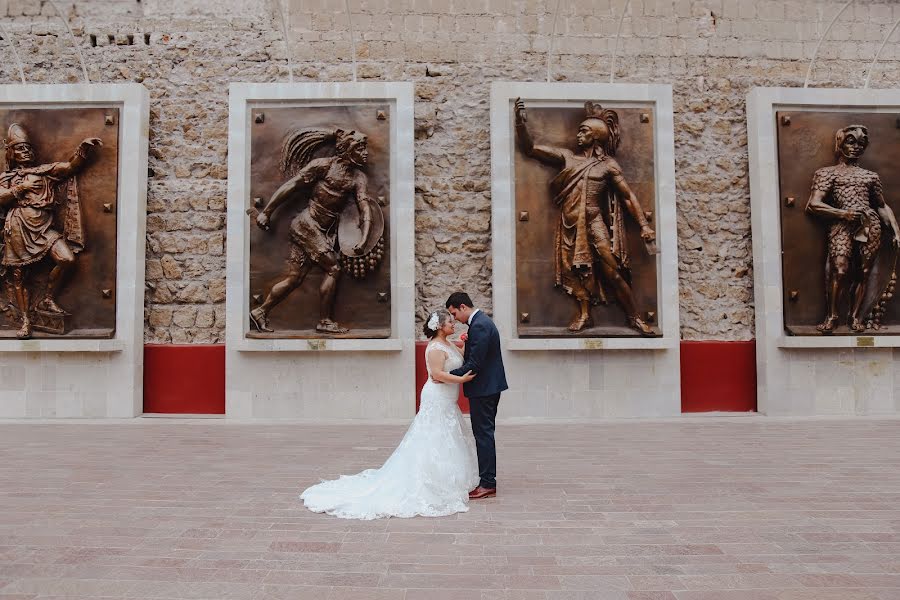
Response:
[445,292,473,309]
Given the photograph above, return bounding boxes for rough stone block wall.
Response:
[1,0,898,342]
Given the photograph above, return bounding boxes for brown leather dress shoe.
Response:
[468,486,496,499]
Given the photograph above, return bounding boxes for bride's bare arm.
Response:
[426,348,475,384]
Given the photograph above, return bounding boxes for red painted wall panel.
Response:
[143,344,225,414]
[680,340,757,413]
[142,341,757,415]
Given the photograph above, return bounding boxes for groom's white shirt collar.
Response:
[467,308,480,325]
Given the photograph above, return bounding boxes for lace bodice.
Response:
[425,340,463,377]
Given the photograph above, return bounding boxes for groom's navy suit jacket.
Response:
[450,310,508,399]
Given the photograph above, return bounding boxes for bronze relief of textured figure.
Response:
[514,99,657,335]
[0,123,102,338]
[805,125,900,333]
[249,128,381,335]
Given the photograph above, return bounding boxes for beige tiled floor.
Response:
[2,417,900,599]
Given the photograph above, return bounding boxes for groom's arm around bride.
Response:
[444,298,507,397]
[449,318,489,380]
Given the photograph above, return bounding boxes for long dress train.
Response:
[300,341,479,519]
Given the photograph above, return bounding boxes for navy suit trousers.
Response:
[469,392,501,489]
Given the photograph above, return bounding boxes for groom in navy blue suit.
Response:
[445,292,508,499]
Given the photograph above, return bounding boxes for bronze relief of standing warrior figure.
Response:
[805,125,900,333]
[0,123,102,339]
[249,127,381,335]
[514,99,657,335]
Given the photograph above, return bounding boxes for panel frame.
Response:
[490,82,680,352]
[0,83,149,418]
[226,82,414,353]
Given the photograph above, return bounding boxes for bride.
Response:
[300,309,480,519]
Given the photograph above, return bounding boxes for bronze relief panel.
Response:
[247,103,391,339]
[777,110,900,336]
[513,100,660,338]
[0,107,118,339]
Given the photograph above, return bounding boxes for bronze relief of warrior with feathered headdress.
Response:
[514,99,657,335]
[248,127,383,335]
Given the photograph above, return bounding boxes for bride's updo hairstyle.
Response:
[423,309,451,339]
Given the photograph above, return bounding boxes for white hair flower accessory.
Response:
[427,312,439,331]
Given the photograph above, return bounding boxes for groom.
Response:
[445,292,508,499]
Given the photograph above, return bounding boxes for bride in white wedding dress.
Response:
[300,309,480,519]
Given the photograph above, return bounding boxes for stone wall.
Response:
[2,0,899,342]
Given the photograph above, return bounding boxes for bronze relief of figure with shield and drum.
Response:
[513,98,660,337]
[777,111,900,336]
[246,105,390,338]
[0,109,116,340]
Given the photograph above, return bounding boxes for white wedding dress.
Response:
[300,340,479,519]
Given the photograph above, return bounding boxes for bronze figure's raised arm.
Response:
[0,123,102,338]
[805,125,900,333]
[248,127,384,335]
[514,98,657,335]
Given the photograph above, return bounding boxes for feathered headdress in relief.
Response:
[581,102,620,157]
